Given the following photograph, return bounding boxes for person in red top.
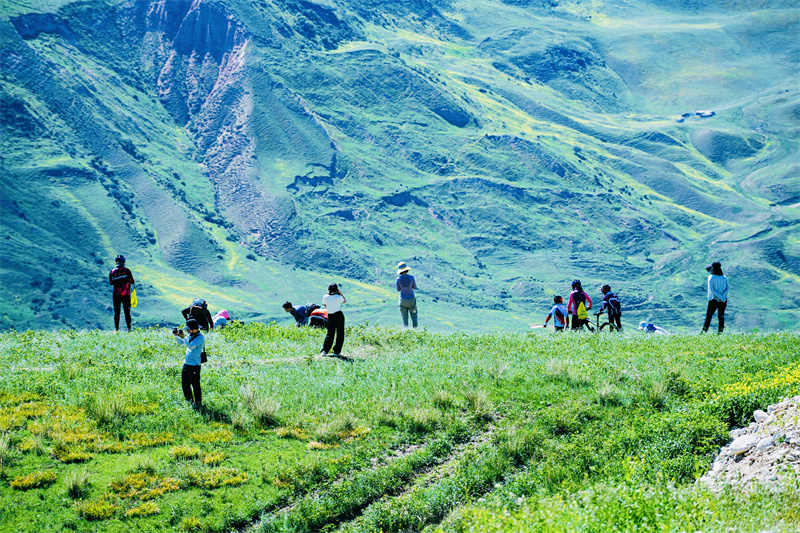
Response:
[566,279,592,330]
[109,254,135,331]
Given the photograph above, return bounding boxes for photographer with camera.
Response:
[173,318,205,408]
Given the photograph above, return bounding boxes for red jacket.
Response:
[109,267,134,296]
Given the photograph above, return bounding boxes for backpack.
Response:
[188,305,209,329]
[572,291,588,320]
[606,294,622,316]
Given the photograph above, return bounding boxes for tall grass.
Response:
[0,327,798,533]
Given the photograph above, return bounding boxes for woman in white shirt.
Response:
[321,283,346,357]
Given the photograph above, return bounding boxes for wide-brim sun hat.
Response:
[638,321,648,330]
[397,261,411,275]
[218,310,230,320]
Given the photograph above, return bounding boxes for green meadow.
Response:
[0,325,798,532]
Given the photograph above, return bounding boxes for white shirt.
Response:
[322,293,345,314]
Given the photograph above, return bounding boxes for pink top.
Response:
[567,290,593,315]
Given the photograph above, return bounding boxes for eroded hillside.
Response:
[1,0,798,330]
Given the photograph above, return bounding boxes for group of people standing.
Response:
[110,254,729,409]
[540,262,730,335]
[542,280,622,331]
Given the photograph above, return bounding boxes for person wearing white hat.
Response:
[396,261,418,328]
[638,321,669,335]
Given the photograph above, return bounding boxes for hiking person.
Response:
[702,261,729,333]
[173,318,204,407]
[598,285,622,331]
[543,295,568,331]
[212,309,230,329]
[181,299,214,332]
[639,321,669,335]
[566,279,592,330]
[396,261,419,328]
[109,254,135,332]
[283,301,321,327]
[320,284,346,357]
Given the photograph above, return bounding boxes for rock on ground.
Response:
[700,395,800,490]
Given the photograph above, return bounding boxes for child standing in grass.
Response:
[543,295,568,331]
[173,318,204,408]
[321,284,346,357]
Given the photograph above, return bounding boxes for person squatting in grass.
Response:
[320,283,346,357]
[703,261,729,334]
[396,261,419,328]
[567,279,592,330]
[181,298,214,332]
[212,309,230,329]
[543,295,568,331]
[173,317,204,407]
[283,301,321,327]
[109,254,135,332]
[598,284,623,331]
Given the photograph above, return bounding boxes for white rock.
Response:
[729,434,760,455]
[730,428,747,438]
[754,410,769,423]
[757,436,775,450]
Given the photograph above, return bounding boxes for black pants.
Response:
[181,364,202,405]
[113,294,132,331]
[322,311,345,355]
[608,311,622,330]
[703,299,727,333]
[570,315,586,330]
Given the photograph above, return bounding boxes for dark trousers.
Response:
[113,294,132,331]
[322,311,345,355]
[570,315,586,330]
[181,364,202,405]
[608,311,622,330]
[703,299,727,332]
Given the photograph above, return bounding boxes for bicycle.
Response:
[581,311,620,333]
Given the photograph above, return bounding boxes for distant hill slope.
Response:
[1,0,798,331]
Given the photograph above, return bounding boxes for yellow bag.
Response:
[577,301,588,320]
[130,286,138,308]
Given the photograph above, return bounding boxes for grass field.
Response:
[0,325,798,532]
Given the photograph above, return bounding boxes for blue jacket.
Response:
[176,332,204,366]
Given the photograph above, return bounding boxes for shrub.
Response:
[10,470,57,490]
[249,397,280,428]
[432,390,456,410]
[125,501,160,517]
[463,389,493,420]
[0,433,10,475]
[170,445,201,461]
[86,395,127,426]
[75,494,117,520]
[65,469,91,499]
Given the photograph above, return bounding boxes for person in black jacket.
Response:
[598,284,622,331]
[181,299,214,331]
[109,254,135,331]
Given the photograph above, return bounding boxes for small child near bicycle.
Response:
[543,295,568,332]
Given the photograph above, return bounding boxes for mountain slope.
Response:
[1,0,798,331]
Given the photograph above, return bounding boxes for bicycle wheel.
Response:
[600,323,617,332]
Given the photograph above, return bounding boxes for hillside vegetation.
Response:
[0,326,798,532]
[1,0,799,331]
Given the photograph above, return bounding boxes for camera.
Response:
[172,327,179,334]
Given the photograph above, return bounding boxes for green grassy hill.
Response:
[0,326,798,532]
[1,0,798,332]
